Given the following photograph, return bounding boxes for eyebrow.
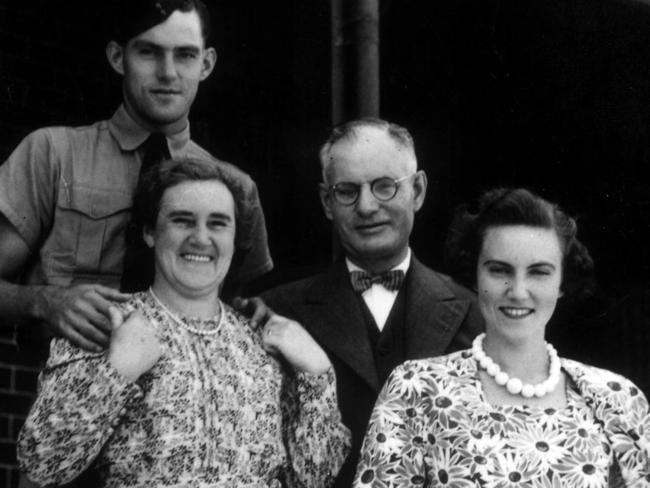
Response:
[529,262,557,270]
[131,40,201,53]
[166,210,233,221]
[176,45,201,52]
[481,259,509,267]
[482,259,557,270]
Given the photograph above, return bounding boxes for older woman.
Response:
[18,158,350,487]
[354,188,650,487]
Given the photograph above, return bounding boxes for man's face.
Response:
[319,127,427,273]
[107,9,216,133]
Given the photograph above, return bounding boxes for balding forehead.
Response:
[347,124,411,149]
[332,126,398,154]
[332,126,416,163]
[319,118,418,182]
[320,129,416,185]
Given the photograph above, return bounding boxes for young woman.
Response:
[354,188,649,487]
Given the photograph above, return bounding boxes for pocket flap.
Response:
[58,184,132,219]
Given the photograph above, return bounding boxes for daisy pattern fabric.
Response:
[18,293,350,487]
[354,350,650,487]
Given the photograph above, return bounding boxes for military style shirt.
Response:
[0,106,272,290]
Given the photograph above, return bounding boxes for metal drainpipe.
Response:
[329,0,380,261]
[331,0,380,124]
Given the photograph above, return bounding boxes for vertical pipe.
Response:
[331,0,380,125]
[329,0,380,261]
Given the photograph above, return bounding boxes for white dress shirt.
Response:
[346,249,411,331]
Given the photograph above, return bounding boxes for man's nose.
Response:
[355,184,380,215]
[157,52,178,80]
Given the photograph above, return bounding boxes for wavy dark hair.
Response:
[111,0,212,45]
[123,157,253,292]
[444,188,595,300]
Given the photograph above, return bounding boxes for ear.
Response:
[199,47,217,81]
[142,226,155,248]
[106,41,125,75]
[411,170,428,212]
[318,183,334,221]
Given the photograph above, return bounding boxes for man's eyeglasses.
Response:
[326,173,416,206]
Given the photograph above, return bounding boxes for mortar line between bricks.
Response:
[0,389,33,396]
[0,363,39,372]
[0,364,38,372]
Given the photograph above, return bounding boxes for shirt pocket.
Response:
[45,183,132,284]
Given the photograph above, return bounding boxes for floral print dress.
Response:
[354,350,650,487]
[18,292,350,487]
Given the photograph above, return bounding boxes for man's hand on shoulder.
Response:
[36,284,131,352]
[262,314,332,375]
[231,296,274,329]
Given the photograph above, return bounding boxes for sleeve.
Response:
[353,362,428,487]
[281,367,351,488]
[598,375,650,486]
[0,128,60,250]
[17,337,142,486]
[228,174,273,286]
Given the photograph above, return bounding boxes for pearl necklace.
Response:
[148,288,224,336]
[472,333,561,398]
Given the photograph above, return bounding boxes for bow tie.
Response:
[350,270,405,293]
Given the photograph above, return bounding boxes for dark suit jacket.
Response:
[262,256,484,487]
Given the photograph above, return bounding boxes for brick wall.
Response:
[0,326,40,487]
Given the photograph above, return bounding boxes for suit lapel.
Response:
[296,264,380,390]
[405,257,472,358]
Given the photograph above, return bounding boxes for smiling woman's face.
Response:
[476,225,563,344]
[144,179,236,300]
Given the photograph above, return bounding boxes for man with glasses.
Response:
[262,118,483,486]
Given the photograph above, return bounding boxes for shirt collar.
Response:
[346,248,411,274]
[108,104,191,155]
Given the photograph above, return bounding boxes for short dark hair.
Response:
[319,118,417,181]
[444,187,594,299]
[111,0,212,45]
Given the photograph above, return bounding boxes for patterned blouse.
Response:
[18,292,350,487]
[354,350,650,487]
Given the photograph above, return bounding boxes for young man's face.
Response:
[107,9,216,133]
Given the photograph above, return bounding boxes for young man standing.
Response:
[0,0,272,352]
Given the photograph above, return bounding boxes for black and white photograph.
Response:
[1,1,649,486]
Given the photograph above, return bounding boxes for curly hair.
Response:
[444,188,594,300]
